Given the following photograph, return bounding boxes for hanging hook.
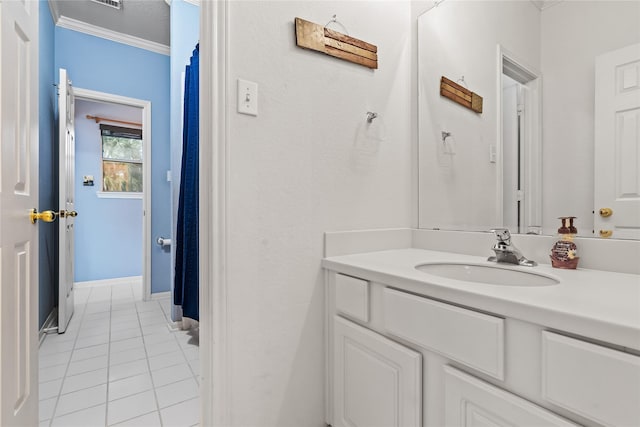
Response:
[366,112,378,123]
[441,131,452,143]
[456,76,468,88]
[325,14,349,35]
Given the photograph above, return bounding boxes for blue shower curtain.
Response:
[174,45,199,321]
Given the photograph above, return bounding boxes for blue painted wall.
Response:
[170,0,200,305]
[74,100,143,282]
[39,1,57,328]
[55,28,171,293]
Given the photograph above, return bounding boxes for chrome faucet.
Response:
[488,228,537,267]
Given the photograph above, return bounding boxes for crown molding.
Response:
[47,0,61,23]
[55,15,170,56]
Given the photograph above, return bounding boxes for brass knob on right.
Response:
[60,210,78,218]
[599,230,613,238]
[599,208,613,217]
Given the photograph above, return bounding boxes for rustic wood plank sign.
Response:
[295,17,378,69]
[440,76,483,113]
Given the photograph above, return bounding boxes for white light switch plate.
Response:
[238,78,258,116]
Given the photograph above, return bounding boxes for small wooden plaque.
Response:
[295,17,378,69]
[440,76,483,113]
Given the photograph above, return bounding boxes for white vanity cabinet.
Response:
[382,288,504,380]
[444,366,578,427]
[325,270,640,427]
[541,332,640,426]
[333,316,422,427]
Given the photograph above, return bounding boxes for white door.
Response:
[333,316,422,427]
[58,69,76,333]
[594,43,640,239]
[502,80,521,232]
[444,366,578,427]
[0,0,40,425]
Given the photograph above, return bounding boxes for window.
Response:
[100,124,143,193]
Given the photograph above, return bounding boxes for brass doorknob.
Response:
[60,210,78,218]
[30,209,57,224]
[599,230,613,238]
[599,208,613,217]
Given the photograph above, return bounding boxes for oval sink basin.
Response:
[415,263,559,286]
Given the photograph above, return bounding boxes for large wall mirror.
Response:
[418,0,640,239]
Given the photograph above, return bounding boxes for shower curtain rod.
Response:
[86,115,142,127]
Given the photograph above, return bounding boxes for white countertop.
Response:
[322,248,640,350]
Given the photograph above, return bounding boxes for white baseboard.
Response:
[151,291,171,300]
[75,276,143,288]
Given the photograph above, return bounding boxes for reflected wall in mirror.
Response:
[418,0,640,239]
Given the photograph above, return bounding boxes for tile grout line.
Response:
[109,409,158,426]
[162,298,200,383]
[106,284,166,426]
[136,297,165,426]
[50,287,135,426]
[173,321,200,383]
[104,284,115,427]
[48,401,106,424]
[160,300,201,423]
[46,286,92,426]
[42,282,178,426]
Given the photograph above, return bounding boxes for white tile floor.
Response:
[39,282,200,427]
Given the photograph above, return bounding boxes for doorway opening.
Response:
[73,88,152,301]
[35,86,202,426]
[497,46,542,234]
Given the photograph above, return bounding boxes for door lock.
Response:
[599,208,613,217]
[59,210,78,218]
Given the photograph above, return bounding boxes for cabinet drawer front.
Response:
[333,316,422,427]
[542,331,640,426]
[335,274,369,323]
[383,288,504,379]
[445,366,578,427]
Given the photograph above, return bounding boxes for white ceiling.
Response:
[49,0,170,46]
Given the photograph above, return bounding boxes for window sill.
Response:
[96,191,143,199]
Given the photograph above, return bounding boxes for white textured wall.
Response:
[417,0,541,231]
[225,2,414,425]
[541,1,640,236]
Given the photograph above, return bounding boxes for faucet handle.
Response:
[491,228,511,242]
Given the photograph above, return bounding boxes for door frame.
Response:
[200,1,229,425]
[496,44,542,232]
[73,88,153,300]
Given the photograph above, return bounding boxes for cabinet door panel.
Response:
[444,366,578,427]
[334,316,422,427]
[383,288,504,379]
[542,331,640,426]
[336,274,369,322]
